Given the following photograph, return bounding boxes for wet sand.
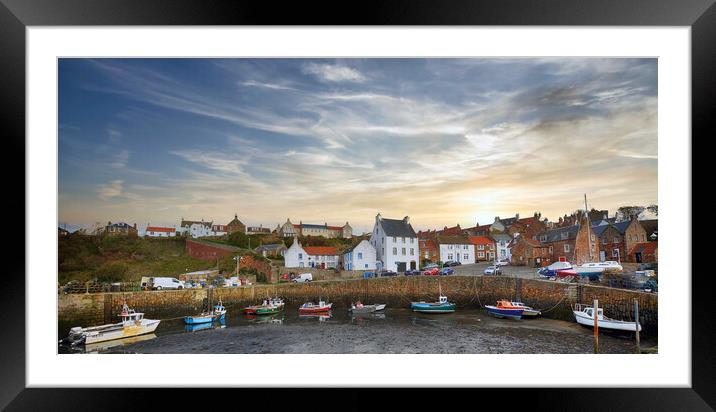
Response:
[83,308,654,354]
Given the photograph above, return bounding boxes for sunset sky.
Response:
[58,58,657,234]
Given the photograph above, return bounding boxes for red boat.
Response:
[298,300,332,314]
[556,269,578,277]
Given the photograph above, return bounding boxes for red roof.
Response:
[629,242,658,255]
[438,225,462,236]
[303,246,338,256]
[146,226,175,233]
[327,226,343,231]
[469,236,494,245]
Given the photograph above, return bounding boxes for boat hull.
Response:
[255,307,280,315]
[82,320,161,344]
[520,308,542,317]
[410,302,456,313]
[573,311,642,332]
[184,313,224,324]
[485,306,523,320]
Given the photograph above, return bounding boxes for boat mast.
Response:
[584,193,593,262]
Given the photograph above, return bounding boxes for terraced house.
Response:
[276,218,352,238]
[284,238,339,268]
[437,235,476,264]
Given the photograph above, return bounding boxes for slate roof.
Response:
[181,220,212,228]
[491,234,513,243]
[612,221,632,234]
[590,224,610,237]
[255,243,285,251]
[380,218,417,238]
[538,225,579,243]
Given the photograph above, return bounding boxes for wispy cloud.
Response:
[59,58,657,232]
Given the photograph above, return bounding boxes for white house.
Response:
[284,237,339,268]
[343,239,377,271]
[144,226,177,238]
[179,219,214,238]
[369,214,419,272]
[492,233,513,261]
[436,236,475,264]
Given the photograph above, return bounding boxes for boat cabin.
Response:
[583,307,604,319]
[438,295,448,304]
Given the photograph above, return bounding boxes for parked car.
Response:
[421,263,439,270]
[151,277,185,290]
[422,267,440,276]
[443,260,462,267]
[495,259,510,267]
[379,270,398,277]
[484,265,502,275]
[292,273,313,283]
[439,267,455,276]
[404,269,421,276]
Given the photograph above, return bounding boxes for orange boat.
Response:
[484,300,524,319]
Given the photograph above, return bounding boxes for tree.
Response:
[616,206,645,222]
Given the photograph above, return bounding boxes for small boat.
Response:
[184,300,226,325]
[63,304,160,346]
[348,301,387,314]
[185,318,226,332]
[255,305,281,315]
[575,261,623,280]
[485,300,524,320]
[298,300,333,314]
[244,297,284,315]
[510,301,541,317]
[411,283,455,313]
[572,303,641,332]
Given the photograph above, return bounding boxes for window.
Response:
[602,237,607,245]
[298,253,303,259]
[564,244,570,252]
[541,235,547,242]
[478,245,484,250]
[613,249,619,257]
[478,252,484,258]
[393,237,396,243]
[393,247,397,255]
[401,248,406,255]
[364,263,368,268]
[410,238,414,244]
[410,248,414,255]
[357,252,363,259]
[614,237,619,244]
[402,237,405,243]
[464,254,469,260]
[549,246,553,254]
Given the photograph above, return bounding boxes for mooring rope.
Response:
[538,294,568,314]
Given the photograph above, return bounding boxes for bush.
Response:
[94,262,129,282]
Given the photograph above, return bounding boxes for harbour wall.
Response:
[58,276,658,334]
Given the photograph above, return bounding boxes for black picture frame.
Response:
[1,0,709,410]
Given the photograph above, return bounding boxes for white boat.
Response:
[65,304,160,345]
[572,303,641,332]
[348,302,387,314]
[510,301,541,317]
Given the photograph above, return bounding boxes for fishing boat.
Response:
[574,261,623,280]
[63,304,160,346]
[510,301,542,317]
[348,301,387,314]
[485,300,524,320]
[298,300,333,314]
[244,297,284,315]
[255,305,281,315]
[572,303,641,332]
[184,300,226,325]
[411,284,455,313]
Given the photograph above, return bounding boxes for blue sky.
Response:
[58,58,657,234]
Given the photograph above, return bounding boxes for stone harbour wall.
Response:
[58,275,658,334]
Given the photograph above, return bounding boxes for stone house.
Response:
[509,235,550,267]
[468,236,496,262]
[226,214,246,234]
[254,243,287,257]
[536,225,580,263]
[418,238,439,264]
[592,223,625,262]
[627,242,658,263]
[104,221,138,237]
[277,218,352,238]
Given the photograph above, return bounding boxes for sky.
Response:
[58,58,657,234]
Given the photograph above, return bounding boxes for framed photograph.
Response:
[3,0,709,409]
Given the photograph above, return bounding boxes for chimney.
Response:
[235,213,237,219]
[376,213,382,222]
[516,213,520,220]
[133,223,137,229]
[403,216,410,224]
[108,221,112,226]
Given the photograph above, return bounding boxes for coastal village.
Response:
[60,202,658,288]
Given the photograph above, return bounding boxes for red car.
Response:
[422,267,440,276]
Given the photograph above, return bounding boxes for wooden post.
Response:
[593,299,599,354]
[634,298,641,354]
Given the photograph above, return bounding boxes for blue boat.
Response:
[184,318,225,332]
[184,300,226,325]
[411,283,456,313]
[485,300,524,320]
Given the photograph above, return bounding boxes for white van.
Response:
[292,273,313,283]
[150,277,185,290]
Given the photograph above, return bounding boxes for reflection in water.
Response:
[246,314,284,325]
[82,333,158,354]
[298,311,332,321]
[184,318,226,333]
